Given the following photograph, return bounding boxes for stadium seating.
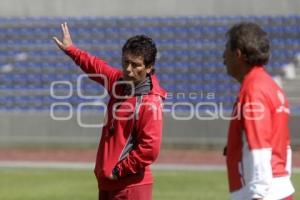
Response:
[0,16,299,113]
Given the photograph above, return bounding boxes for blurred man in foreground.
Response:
[223,22,295,200]
[53,22,166,200]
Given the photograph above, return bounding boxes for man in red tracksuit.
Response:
[53,22,166,200]
[223,22,294,200]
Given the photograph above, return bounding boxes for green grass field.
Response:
[0,169,298,200]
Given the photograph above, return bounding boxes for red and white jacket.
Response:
[65,45,166,190]
[226,66,294,200]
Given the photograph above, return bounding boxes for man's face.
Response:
[223,41,240,80]
[122,53,152,84]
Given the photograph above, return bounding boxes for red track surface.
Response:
[0,148,299,167]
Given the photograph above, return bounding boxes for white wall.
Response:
[0,0,299,17]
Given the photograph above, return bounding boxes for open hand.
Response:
[52,22,73,51]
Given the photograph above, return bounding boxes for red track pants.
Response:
[99,184,152,200]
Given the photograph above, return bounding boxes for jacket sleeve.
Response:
[241,90,273,199]
[115,97,163,177]
[65,45,122,96]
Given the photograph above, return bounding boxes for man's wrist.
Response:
[112,167,120,179]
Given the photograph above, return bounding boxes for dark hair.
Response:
[122,35,157,73]
[226,22,270,66]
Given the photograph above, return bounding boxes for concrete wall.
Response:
[0,112,299,148]
[0,0,299,17]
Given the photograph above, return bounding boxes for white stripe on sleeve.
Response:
[242,136,272,199]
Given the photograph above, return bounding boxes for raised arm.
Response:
[53,22,122,95]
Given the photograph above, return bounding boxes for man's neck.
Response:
[237,64,253,83]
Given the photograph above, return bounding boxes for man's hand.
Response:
[107,173,118,180]
[52,22,73,51]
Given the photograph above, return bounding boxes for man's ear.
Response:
[236,49,242,58]
[236,49,247,62]
[146,66,153,74]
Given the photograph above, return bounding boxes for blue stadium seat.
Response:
[0,16,298,112]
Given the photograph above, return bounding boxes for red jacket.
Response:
[226,66,294,199]
[66,45,166,190]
